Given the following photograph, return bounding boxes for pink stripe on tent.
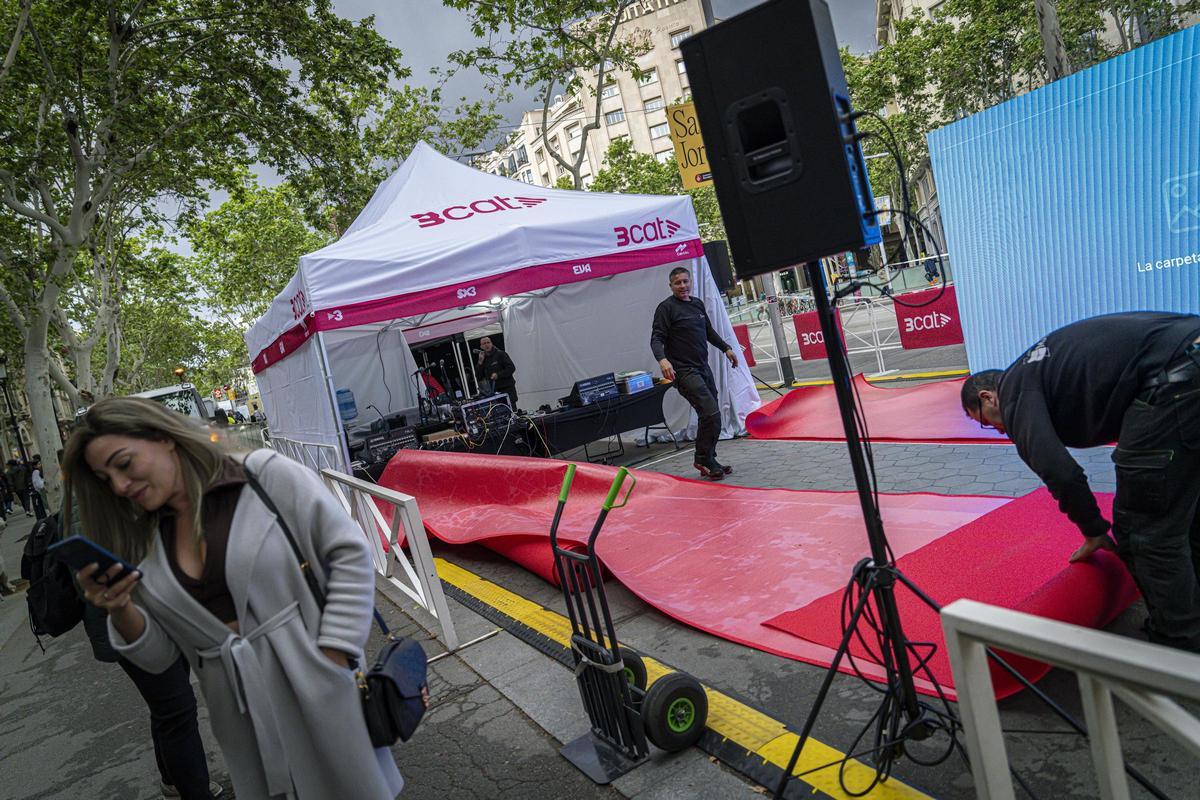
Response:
[251,238,703,373]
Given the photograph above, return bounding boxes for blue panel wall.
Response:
[927,26,1200,370]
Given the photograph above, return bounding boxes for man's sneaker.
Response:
[161,781,224,798]
[711,459,733,475]
[693,461,725,481]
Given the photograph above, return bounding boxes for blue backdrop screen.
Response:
[927,26,1200,370]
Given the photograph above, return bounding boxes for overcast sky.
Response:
[332,0,880,143]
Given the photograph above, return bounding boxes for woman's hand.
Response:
[77,563,146,642]
[78,562,140,611]
[321,646,351,668]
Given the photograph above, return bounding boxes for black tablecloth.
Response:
[530,383,672,455]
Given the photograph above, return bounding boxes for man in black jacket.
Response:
[476,337,518,408]
[962,312,1200,651]
[651,266,738,480]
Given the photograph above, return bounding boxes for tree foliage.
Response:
[442,0,650,189]
[0,0,403,501]
[186,175,331,327]
[843,0,1199,218]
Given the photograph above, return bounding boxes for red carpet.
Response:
[763,488,1139,697]
[377,451,1136,699]
[746,374,1010,444]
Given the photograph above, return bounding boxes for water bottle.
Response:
[336,389,358,421]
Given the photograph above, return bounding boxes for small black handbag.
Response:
[245,465,429,747]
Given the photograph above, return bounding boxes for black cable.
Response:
[375,325,396,412]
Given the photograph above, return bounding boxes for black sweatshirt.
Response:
[650,295,730,371]
[477,349,516,387]
[1000,312,1200,538]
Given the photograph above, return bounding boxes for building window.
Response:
[670,28,691,49]
[541,172,549,185]
[604,109,626,125]
[601,82,620,99]
[556,164,567,177]
[515,145,529,166]
[655,149,675,164]
[535,148,544,164]
[644,97,665,112]
[567,123,581,140]
[676,59,687,75]
[638,67,658,86]
[649,122,669,139]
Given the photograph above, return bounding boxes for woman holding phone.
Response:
[65,397,403,799]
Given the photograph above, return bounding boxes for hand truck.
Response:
[550,464,709,784]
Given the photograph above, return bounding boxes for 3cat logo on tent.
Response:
[411,196,548,228]
[614,217,681,247]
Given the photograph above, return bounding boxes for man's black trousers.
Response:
[119,656,215,799]
[1111,381,1200,652]
[674,366,721,465]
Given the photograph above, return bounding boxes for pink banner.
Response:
[732,323,756,367]
[894,286,965,349]
[792,309,843,361]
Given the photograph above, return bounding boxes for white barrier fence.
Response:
[267,436,459,651]
[942,599,1200,800]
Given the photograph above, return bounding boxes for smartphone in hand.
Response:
[48,536,139,586]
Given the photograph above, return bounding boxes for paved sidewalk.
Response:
[0,513,623,800]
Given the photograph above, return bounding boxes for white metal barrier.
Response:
[942,599,1200,800]
[320,468,459,651]
[266,437,459,650]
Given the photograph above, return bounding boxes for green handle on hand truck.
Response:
[601,467,636,511]
[558,464,577,503]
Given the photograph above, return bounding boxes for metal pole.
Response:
[766,295,795,387]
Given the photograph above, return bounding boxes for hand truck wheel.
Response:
[641,671,708,752]
[619,647,648,691]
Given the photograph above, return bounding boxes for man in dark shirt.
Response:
[651,266,738,480]
[962,312,1200,651]
[476,337,518,408]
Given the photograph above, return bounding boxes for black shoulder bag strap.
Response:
[241,453,390,637]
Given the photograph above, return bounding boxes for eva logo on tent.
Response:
[614,217,681,247]
[411,195,548,228]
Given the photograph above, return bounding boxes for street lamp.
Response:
[0,356,30,463]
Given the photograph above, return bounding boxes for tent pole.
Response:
[314,330,354,473]
[451,336,469,400]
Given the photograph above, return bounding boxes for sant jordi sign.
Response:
[667,101,712,188]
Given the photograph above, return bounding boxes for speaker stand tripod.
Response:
[773,261,1168,800]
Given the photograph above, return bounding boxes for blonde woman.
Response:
[66,397,403,799]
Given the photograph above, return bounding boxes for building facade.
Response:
[479,0,708,188]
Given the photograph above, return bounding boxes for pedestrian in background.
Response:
[30,455,47,519]
[0,471,11,518]
[66,398,404,799]
[6,458,30,515]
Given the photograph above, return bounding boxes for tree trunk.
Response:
[1034,0,1073,81]
[24,263,69,510]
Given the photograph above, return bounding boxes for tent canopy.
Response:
[247,141,703,373]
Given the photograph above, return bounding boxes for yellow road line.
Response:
[755,369,968,391]
[435,558,931,800]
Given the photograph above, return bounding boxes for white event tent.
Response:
[244,141,760,470]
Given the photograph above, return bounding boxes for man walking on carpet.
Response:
[651,266,738,481]
[961,311,1200,652]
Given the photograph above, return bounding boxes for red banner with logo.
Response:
[894,287,965,349]
[792,309,843,360]
[732,324,756,367]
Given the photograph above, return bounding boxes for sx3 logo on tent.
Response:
[614,217,680,247]
[412,195,547,228]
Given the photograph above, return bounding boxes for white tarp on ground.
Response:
[245,141,759,463]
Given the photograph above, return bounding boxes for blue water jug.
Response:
[336,389,358,421]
